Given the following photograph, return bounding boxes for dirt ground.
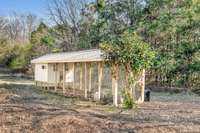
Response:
[0,70,200,133]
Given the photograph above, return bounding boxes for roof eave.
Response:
[31,59,104,64]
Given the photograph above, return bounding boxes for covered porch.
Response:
[31,49,145,106]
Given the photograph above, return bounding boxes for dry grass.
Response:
[0,70,200,132]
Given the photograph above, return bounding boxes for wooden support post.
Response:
[84,63,88,98]
[88,63,92,92]
[112,64,119,106]
[80,63,83,90]
[44,83,46,90]
[46,83,48,90]
[141,69,145,102]
[37,82,39,88]
[43,82,45,89]
[35,81,38,87]
[41,82,44,89]
[130,71,134,97]
[47,83,50,90]
[98,62,103,100]
[72,63,75,95]
[112,79,114,95]
[41,82,43,89]
[63,63,66,94]
[54,63,57,92]
[39,82,42,89]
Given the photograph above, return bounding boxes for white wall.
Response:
[65,63,74,83]
[35,63,75,83]
[35,64,48,82]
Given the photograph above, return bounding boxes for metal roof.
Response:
[31,49,104,64]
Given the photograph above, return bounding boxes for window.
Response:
[42,65,46,69]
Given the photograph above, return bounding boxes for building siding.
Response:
[35,64,48,82]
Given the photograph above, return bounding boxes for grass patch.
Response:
[32,86,80,105]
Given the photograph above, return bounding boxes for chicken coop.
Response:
[31,49,145,106]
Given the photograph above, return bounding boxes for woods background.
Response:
[0,0,200,91]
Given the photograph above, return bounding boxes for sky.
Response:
[0,0,48,20]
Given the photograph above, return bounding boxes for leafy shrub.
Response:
[122,89,136,109]
[7,44,31,69]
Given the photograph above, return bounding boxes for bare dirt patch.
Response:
[0,73,200,133]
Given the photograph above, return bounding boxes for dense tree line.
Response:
[0,0,199,90]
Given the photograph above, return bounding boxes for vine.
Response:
[100,31,155,109]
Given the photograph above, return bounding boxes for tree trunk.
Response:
[124,62,135,98]
[111,63,119,106]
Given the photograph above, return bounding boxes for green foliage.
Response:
[30,23,49,45]
[78,33,91,49]
[140,0,200,88]
[100,31,155,72]
[122,89,136,109]
[0,39,12,64]
[41,35,55,47]
[0,0,200,91]
[97,0,105,10]
[100,31,155,107]
[30,22,56,59]
[7,44,32,69]
[0,22,57,70]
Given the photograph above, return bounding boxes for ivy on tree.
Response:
[100,31,155,108]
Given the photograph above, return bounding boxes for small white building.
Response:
[31,49,145,106]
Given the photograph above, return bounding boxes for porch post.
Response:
[98,62,103,100]
[63,63,66,94]
[112,64,119,106]
[72,63,75,95]
[88,63,92,92]
[141,69,145,102]
[80,63,83,90]
[84,63,88,98]
[35,81,38,87]
[47,83,50,90]
[54,63,57,92]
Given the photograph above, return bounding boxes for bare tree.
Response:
[5,13,22,42]
[23,14,38,41]
[0,17,8,39]
[47,0,90,51]
[0,12,39,43]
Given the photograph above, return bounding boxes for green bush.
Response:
[7,44,31,69]
[122,89,136,109]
